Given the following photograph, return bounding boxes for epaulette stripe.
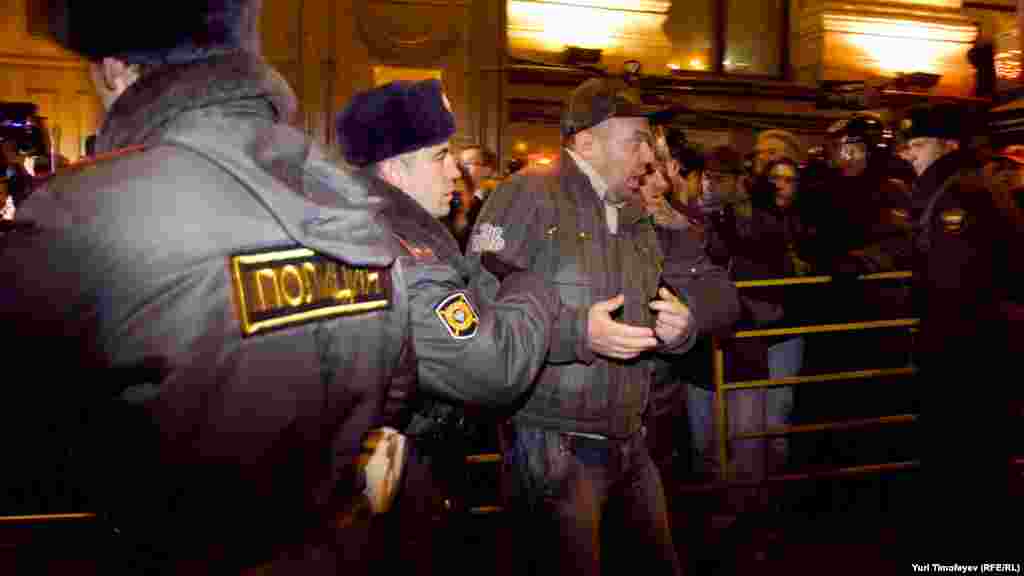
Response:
[393,234,415,256]
[67,144,147,170]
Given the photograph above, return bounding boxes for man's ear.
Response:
[377,158,404,189]
[665,158,680,179]
[573,129,596,159]
[100,57,138,93]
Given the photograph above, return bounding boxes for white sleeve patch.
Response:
[469,222,506,253]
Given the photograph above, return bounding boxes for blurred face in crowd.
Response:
[637,163,671,214]
[905,137,958,176]
[983,157,1024,228]
[459,148,495,185]
[574,116,655,204]
[896,143,911,164]
[755,136,788,175]
[768,162,797,208]
[381,142,460,218]
[700,168,740,206]
[836,140,868,177]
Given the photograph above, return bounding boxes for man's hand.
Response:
[648,287,693,346]
[358,427,408,515]
[587,294,659,360]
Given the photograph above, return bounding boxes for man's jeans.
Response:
[687,337,804,480]
[507,424,682,576]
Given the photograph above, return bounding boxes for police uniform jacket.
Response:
[469,152,739,438]
[910,149,1011,361]
[365,173,559,432]
[908,150,1016,532]
[1,52,408,565]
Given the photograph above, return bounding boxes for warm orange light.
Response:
[507,0,670,53]
[527,152,555,166]
[996,50,1022,80]
[514,141,529,153]
[667,62,681,71]
[825,13,976,75]
[689,58,706,70]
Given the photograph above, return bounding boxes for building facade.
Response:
[0,0,1019,165]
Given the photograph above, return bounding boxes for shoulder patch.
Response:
[229,246,392,337]
[939,208,967,235]
[469,222,506,253]
[434,292,479,340]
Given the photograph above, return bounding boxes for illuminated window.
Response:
[663,1,714,73]
[506,0,788,78]
[725,0,784,76]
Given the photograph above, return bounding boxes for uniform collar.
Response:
[96,52,297,154]
[911,149,973,213]
[364,170,464,268]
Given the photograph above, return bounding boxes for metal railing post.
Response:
[712,336,730,482]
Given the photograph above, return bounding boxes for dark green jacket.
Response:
[469,152,740,438]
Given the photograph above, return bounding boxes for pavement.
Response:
[2,462,1021,575]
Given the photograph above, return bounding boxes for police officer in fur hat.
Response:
[336,79,562,574]
[0,2,549,573]
[899,102,1016,556]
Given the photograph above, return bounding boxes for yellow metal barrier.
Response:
[713,271,919,483]
[0,512,96,525]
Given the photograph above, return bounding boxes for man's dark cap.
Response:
[336,79,456,167]
[898,102,978,142]
[47,1,256,62]
[561,77,666,137]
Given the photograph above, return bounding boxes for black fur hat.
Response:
[47,0,257,63]
[898,102,978,143]
[336,79,456,168]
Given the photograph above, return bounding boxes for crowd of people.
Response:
[1,1,1021,574]
[631,107,1022,545]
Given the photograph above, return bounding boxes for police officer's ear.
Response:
[91,57,139,110]
[376,156,413,191]
[376,158,401,189]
